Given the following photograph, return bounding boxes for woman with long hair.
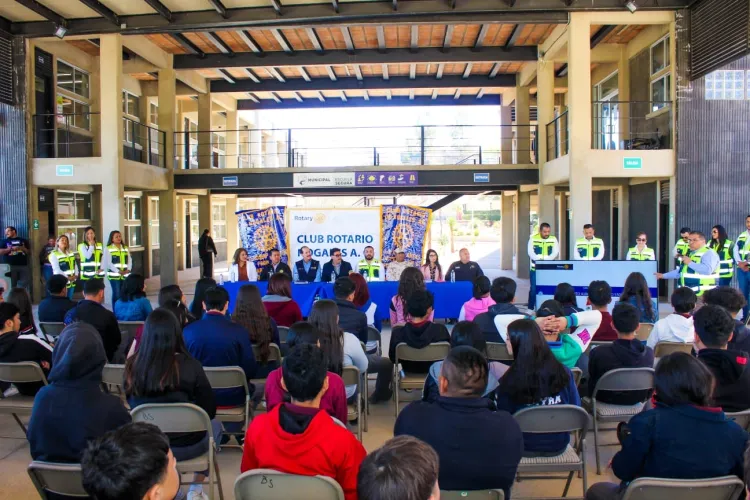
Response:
[158,284,195,327]
[495,318,580,456]
[189,277,217,320]
[350,273,382,344]
[619,272,657,323]
[77,226,104,281]
[114,273,153,322]
[48,234,78,299]
[233,284,280,378]
[459,276,495,321]
[6,287,36,335]
[103,230,131,305]
[261,273,302,327]
[390,266,433,325]
[124,308,220,499]
[308,299,368,401]
[710,224,734,286]
[553,282,583,316]
[420,249,444,282]
[229,248,258,282]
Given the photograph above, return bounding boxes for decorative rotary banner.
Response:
[237,206,288,273]
[381,204,432,268]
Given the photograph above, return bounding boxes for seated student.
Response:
[332,276,369,344]
[588,280,617,342]
[350,272,381,333]
[265,321,348,423]
[28,323,131,463]
[358,435,440,500]
[390,267,434,326]
[422,321,508,403]
[114,273,153,322]
[587,303,655,405]
[232,284,281,380]
[458,276,495,322]
[261,273,303,327]
[64,279,122,363]
[495,319,581,456]
[555,282,584,316]
[0,303,53,396]
[389,290,450,374]
[396,346,522,498]
[82,422,180,500]
[693,304,750,412]
[585,352,748,500]
[702,286,750,353]
[241,344,367,500]
[473,277,532,343]
[38,274,77,323]
[7,287,37,336]
[618,272,658,324]
[646,287,696,349]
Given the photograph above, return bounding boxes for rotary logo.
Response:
[314,213,327,224]
[393,223,414,249]
[253,226,277,251]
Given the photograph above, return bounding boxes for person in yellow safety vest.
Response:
[355,245,384,282]
[626,232,656,261]
[656,230,720,296]
[48,234,78,299]
[734,215,750,319]
[77,226,104,281]
[672,227,691,266]
[527,222,559,309]
[574,224,605,261]
[709,225,734,287]
[103,230,131,305]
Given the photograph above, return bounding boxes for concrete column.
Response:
[618,46,631,146]
[158,68,178,285]
[227,196,239,258]
[249,129,262,167]
[515,83,531,164]
[559,194,568,260]
[99,35,125,234]
[501,193,514,270]
[141,193,152,278]
[536,60,556,235]
[538,186,556,236]
[225,109,240,169]
[197,92,212,169]
[617,186,629,261]
[516,190,531,279]
[176,196,186,271]
[568,13,593,256]
[197,195,211,277]
[277,140,287,168]
[265,136,279,168]
[500,106,513,164]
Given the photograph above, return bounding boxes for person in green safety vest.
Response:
[355,245,384,282]
[626,232,655,261]
[733,215,750,319]
[48,235,78,300]
[527,222,559,309]
[709,225,734,287]
[77,226,104,281]
[656,231,720,296]
[574,224,605,261]
[672,227,691,266]
[103,230,131,306]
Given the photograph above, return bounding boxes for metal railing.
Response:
[123,117,167,168]
[592,101,672,150]
[546,111,569,160]
[173,124,538,169]
[33,113,99,158]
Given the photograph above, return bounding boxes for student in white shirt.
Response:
[646,287,696,349]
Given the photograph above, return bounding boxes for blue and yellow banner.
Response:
[237,206,288,272]
[381,204,432,267]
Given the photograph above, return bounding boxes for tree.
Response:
[448,217,456,253]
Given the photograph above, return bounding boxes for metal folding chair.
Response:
[367,326,382,356]
[28,461,88,499]
[38,322,65,343]
[725,408,750,431]
[486,342,513,361]
[341,365,365,441]
[571,367,583,388]
[653,342,693,357]
[441,490,505,499]
[114,321,144,363]
[634,324,655,342]
[619,475,745,500]
[277,326,289,345]
[234,469,344,500]
[203,366,252,447]
[0,361,48,433]
[393,342,451,417]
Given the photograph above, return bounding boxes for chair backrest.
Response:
[39,322,66,339]
[441,490,505,500]
[620,475,745,500]
[0,361,48,385]
[251,343,283,364]
[592,367,655,396]
[395,342,451,364]
[118,321,145,335]
[513,405,590,441]
[654,342,693,357]
[486,342,513,361]
[234,469,345,500]
[278,326,289,344]
[28,461,88,499]
[203,366,250,394]
[725,409,750,431]
[571,367,583,387]
[130,403,212,435]
[635,323,655,342]
[341,365,361,387]
[367,326,381,343]
[101,364,125,388]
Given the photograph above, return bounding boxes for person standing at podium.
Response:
[574,224,605,261]
[656,231,720,297]
[527,223,559,310]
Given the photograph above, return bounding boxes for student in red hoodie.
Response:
[261,273,303,327]
[588,280,618,342]
[242,343,366,500]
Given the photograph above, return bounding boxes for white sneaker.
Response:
[186,489,208,500]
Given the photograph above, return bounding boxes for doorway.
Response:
[34,49,55,158]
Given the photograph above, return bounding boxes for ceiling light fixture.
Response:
[54,25,68,39]
[624,1,637,12]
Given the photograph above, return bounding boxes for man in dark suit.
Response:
[321,248,353,283]
[259,248,292,281]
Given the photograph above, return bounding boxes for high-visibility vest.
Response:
[710,239,734,279]
[530,235,558,271]
[680,246,719,296]
[52,249,77,289]
[106,244,130,280]
[674,239,690,265]
[575,237,604,260]
[737,232,750,264]
[357,259,381,281]
[627,246,655,261]
[77,242,103,280]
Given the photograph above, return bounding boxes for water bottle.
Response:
[218,274,224,285]
[331,271,336,282]
[450,270,456,283]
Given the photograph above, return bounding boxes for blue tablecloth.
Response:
[222,280,473,320]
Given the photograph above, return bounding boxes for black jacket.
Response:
[730,320,750,354]
[334,298,368,344]
[474,303,528,343]
[321,260,353,282]
[444,260,484,282]
[198,234,216,257]
[64,300,122,362]
[587,339,655,404]
[259,262,292,281]
[395,397,522,498]
[0,331,53,396]
[27,323,130,462]
[38,295,77,323]
[698,348,750,412]
[389,321,450,373]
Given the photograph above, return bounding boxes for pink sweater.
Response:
[390,295,435,325]
[420,264,444,282]
[460,297,496,322]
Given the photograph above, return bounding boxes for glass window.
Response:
[57,60,90,99]
[650,36,670,76]
[149,103,158,125]
[56,95,90,130]
[149,198,160,246]
[150,225,160,246]
[122,91,140,118]
[212,204,227,240]
[125,226,142,247]
[650,73,671,112]
[705,70,745,100]
[57,192,92,220]
[124,197,141,221]
[597,72,619,100]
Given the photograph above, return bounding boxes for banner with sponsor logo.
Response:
[381,205,432,268]
[293,172,355,188]
[237,206,288,273]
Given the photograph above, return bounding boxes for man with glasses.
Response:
[672,227,691,265]
[626,232,655,261]
[321,247,353,282]
[656,231,720,296]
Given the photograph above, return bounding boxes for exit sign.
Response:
[56,165,74,176]
[623,157,642,169]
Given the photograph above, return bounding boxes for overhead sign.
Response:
[222,176,239,187]
[356,171,418,187]
[473,172,490,183]
[623,157,642,169]
[293,172,355,188]
[56,165,74,177]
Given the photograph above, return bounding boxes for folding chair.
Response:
[582,367,655,475]
[588,341,612,350]
[250,343,283,384]
[277,326,289,345]
[0,361,48,433]
[571,368,583,388]
[341,365,364,441]
[203,366,252,447]
[514,405,591,499]
[28,461,88,499]
[725,408,750,431]
[634,324,654,342]
[114,321,144,364]
[234,469,344,500]
[653,342,693,357]
[619,475,745,500]
[101,364,125,389]
[38,322,65,343]
[367,326,382,356]
[441,490,505,499]
[393,342,451,417]
[486,342,513,362]
[131,403,224,500]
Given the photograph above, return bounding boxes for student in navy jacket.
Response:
[585,352,748,500]
[473,277,532,343]
[702,286,750,354]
